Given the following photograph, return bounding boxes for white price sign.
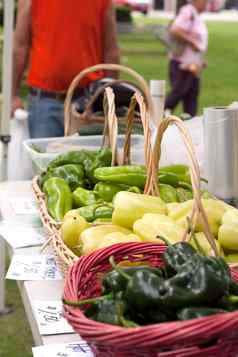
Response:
[0,225,45,248]
[6,255,62,281]
[33,300,74,335]
[9,198,38,215]
[32,342,94,357]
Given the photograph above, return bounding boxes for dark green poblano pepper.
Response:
[43,177,72,221]
[63,293,138,327]
[157,254,230,308]
[103,261,163,295]
[160,237,197,274]
[177,307,226,320]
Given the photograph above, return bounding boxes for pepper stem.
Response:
[62,294,111,307]
[109,256,131,281]
[156,236,172,246]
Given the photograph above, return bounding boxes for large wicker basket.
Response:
[32,64,154,274]
[63,242,238,357]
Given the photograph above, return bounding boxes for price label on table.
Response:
[32,342,94,357]
[6,255,62,280]
[0,224,45,248]
[9,197,38,215]
[33,300,74,335]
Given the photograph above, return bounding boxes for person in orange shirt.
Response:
[12,0,120,138]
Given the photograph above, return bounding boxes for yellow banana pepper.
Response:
[190,232,223,256]
[168,199,226,236]
[133,213,184,244]
[218,207,238,251]
[112,191,167,229]
[96,232,141,250]
[80,224,131,255]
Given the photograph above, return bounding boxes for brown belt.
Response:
[29,87,84,101]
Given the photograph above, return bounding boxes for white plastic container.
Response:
[8,109,33,180]
[23,135,145,174]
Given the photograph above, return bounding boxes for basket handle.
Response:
[102,87,118,166]
[145,115,218,256]
[64,64,152,136]
[71,79,143,122]
[122,91,152,167]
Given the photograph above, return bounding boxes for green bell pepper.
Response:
[43,177,72,221]
[84,148,112,183]
[176,187,193,202]
[159,165,191,184]
[94,205,113,220]
[73,187,97,207]
[94,165,147,189]
[48,150,97,169]
[78,205,97,222]
[159,184,178,203]
[94,182,128,202]
[78,202,113,222]
[94,182,141,202]
[40,164,84,191]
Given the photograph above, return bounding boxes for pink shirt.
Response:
[171,4,208,68]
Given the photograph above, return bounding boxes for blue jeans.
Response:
[28,93,65,138]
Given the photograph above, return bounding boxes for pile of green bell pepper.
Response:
[63,241,238,326]
[40,149,207,222]
[94,164,203,203]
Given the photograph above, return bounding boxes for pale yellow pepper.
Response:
[96,232,141,250]
[133,213,184,244]
[80,224,131,255]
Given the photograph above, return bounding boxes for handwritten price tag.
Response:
[9,198,38,215]
[6,255,62,281]
[32,342,94,357]
[33,301,74,335]
[0,225,45,248]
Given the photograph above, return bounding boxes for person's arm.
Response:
[170,26,200,51]
[12,0,31,113]
[102,2,120,78]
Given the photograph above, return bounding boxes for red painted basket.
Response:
[63,242,238,357]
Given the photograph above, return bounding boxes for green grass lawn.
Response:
[120,20,238,114]
[1,19,238,357]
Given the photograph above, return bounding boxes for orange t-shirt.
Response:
[28,0,110,92]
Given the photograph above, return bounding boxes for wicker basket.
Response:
[32,90,152,275]
[63,242,238,357]
[32,64,153,274]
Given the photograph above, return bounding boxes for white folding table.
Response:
[0,181,80,350]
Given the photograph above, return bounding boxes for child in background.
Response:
[165,0,208,117]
